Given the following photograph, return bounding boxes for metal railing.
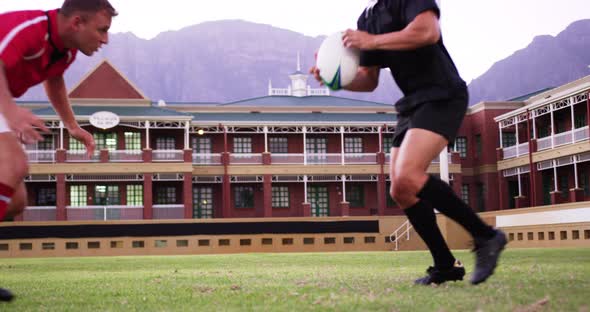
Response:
[109,150,143,162]
[192,153,222,165]
[66,150,100,162]
[389,220,413,251]
[153,204,184,219]
[23,206,57,221]
[230,153,263,165]
[25,150,56,163]
[66,205,143,221]
[152,150,184,162]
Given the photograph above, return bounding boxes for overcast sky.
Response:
[1,0,589,82]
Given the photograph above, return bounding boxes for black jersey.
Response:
[357,0,467,112]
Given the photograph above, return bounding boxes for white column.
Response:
[59,121,64,150]
[303,175,308,203]
[264,126,269,153]
[574,158,579,189]
[378,126,383,153]
[303,126,307,165]
[514,116,520,157]
[499,123,503,148]
[145,121,150,149]
[550,106,555,148]
[553,162,558,192]
[439,148,449,183]
[532,114,537,139]
[341,175,347,202]
[517,171,522,197]
[184,121,190,150]
[570,98,576,142]
[340,126,345,165]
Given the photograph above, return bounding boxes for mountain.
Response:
[468,19,590,104]
[18,19,590,106]
[21,20,401,104]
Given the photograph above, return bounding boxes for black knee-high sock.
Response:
[404,199,455,269]
[417,175,495,239]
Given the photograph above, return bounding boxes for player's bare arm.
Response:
[343,10,440,51]
[43,75,95,155]
[0,61,49,143]
[342,66,380,92]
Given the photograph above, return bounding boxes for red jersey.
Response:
[0,9,77,98]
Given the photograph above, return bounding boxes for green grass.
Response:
[0,248,588,311]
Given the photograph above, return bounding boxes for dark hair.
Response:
[60,0,118,17]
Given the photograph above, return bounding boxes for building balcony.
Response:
[153,204,184,219]
[66,205,144,221]
[192,153,223,165]
[537,126,589,151]
[502,142,530,160]
[26,151,56,163]
[152,150,184,162]
[109,150,143,162]
[23,206,57,221]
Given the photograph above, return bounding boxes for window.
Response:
[126,185,143,206]
[272,186,289,208]
[156,137,176,150]
[581,172,589,196]
[501,132,516,148]
[454,137,467,158]
[385,182,396,207]
[94,133,117,151]
[346,185,364,208]
[37,134,55,150]
[69,136,85,150]
[233,137,252,153]
[155,186,176,205]
[574,114,587,128]
[36,187,56,206]
[475,134,482,158]
[191,137,212,154]
[269,137,288,154]
[124,132,141,150]
[344,137,363,153]
[306,137,327,154]
[382,137,394,153]
[234,186,254,208]
[94,185,120,205]
[70,185,87,206]
[461,184,469,204]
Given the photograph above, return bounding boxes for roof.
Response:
[507,87,554,102]
[222,95,392,108]
[32,106,191,119]
[191,112,396,124]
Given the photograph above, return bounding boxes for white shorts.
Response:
[0,113,10,133]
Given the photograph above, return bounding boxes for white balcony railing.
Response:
[152,150,184,162]
[26,150,55,163]
[23,206,57,221]
[344,153,378,164]
[153,204,184,219]
[66,150,100,162]
[502,142,529,160]
[230,153,262,164]
[270,153,305,164]
[109,150,143,162]
[307,153,342,165]
[536,126,589,152]
[574,126,589,142]
[431,153,453,164]
[192,153,222,165]
[66,205,143,221]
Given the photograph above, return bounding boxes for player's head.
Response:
[59,0,118,56]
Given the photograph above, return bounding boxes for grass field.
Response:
[0,248,588,311]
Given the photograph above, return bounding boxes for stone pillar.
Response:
[99,150,109,163]
[183,149,193,163]
[339,201,350,217]
[514,196,528,208]
[550,191,563,205]
[143,174,153,219]
[302,202,311,217]
[56,174,67,221]
[142,148,152,163]
[570,188,585,202]
[56,149,66,163]
[183,173,193,219]
[262,152,272,165]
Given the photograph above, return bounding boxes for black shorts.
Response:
[392,95,468,148]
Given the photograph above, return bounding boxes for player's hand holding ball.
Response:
[311,31,360,91]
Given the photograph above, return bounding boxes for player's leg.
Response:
[409,96,506,285]
[0,132,29,221]
[392,127,465,285]
[6,182,27,219]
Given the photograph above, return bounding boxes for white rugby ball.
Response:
[316,31,360,90]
